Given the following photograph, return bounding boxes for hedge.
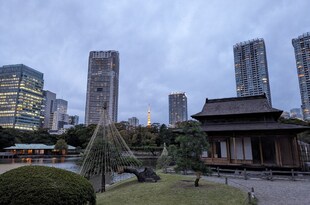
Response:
[0,166,96,205]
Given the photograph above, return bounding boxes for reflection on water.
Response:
[0,157,158,176]
[0,157,160,192]
[0,157,81,174]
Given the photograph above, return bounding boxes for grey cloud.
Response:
[1,0,309,125]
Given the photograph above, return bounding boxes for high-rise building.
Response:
[0,64,44,130]
[234,38,272,105]
[69,115,79,125]
[51,111,69,130]
[169,92,188,127]
[292,32,310,120]
[51,99,68,130]
[128,117,139,127]
[85,51,119,125]
[290,108,303,120]
[281,111,290,119]
[42,90,56,129]
[55,99,68,114]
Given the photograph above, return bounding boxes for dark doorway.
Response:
[251,137,261,164]
[214,141,221,158]
[261,138,276,164]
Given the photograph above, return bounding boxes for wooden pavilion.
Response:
[192,95,309,169]
[4,144,76,156]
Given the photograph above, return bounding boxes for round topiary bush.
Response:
[0,165,96,205]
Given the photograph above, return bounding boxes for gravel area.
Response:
[203,176,310,205]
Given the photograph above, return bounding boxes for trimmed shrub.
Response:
[0,166,96,205]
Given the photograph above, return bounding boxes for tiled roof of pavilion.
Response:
[192,94,282,117]
[4,144,76,150]
[191,94,310,133]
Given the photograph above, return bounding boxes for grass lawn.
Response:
[96,174,248,205]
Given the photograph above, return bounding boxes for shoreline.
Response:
[0,157,80,175]
[0,163,28,175]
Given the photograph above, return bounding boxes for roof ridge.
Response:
[205,94,266,103]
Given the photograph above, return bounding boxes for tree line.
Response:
[278,117,310,143]
[0,122,179,151]
[61,122,180,150]
[1,118,310,152]
[0,127,58,151]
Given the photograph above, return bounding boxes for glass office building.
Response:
[234,39,272,106]
[292,32,310,120]
[0,64,44,130]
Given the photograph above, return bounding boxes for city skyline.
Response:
[1,1,310,125]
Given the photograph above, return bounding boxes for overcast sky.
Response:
[1,0,310,125]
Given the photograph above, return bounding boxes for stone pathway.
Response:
[203,176,310,205]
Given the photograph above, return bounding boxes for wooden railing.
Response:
[210,167,310,181]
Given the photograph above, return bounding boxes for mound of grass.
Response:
[97,174,248,205]
[0,165,95,205]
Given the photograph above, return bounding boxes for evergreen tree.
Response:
[55,139,68,154]
[174,121,209,187]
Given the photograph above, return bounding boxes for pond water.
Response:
[0,157,80,174]
[0,157,157,175]
[0,156,158,192]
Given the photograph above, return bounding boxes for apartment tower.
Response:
[292,32,310,120]
[85,51,119,125]
[234,39,272,105]
[169,92,188,127]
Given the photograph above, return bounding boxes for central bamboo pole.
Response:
[101,103,107,192]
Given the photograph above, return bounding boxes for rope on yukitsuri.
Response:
[79,104,141,192]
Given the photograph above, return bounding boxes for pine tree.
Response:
[174,121,209,187]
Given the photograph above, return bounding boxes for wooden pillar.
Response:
[242,137,246,161]
[211,141,214,163]
[292,136,300,166]
[274,137,281,166]
[227,137,231,164]
[233,137,236,163]
[259,137,264,165]
[278,137,282,166]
